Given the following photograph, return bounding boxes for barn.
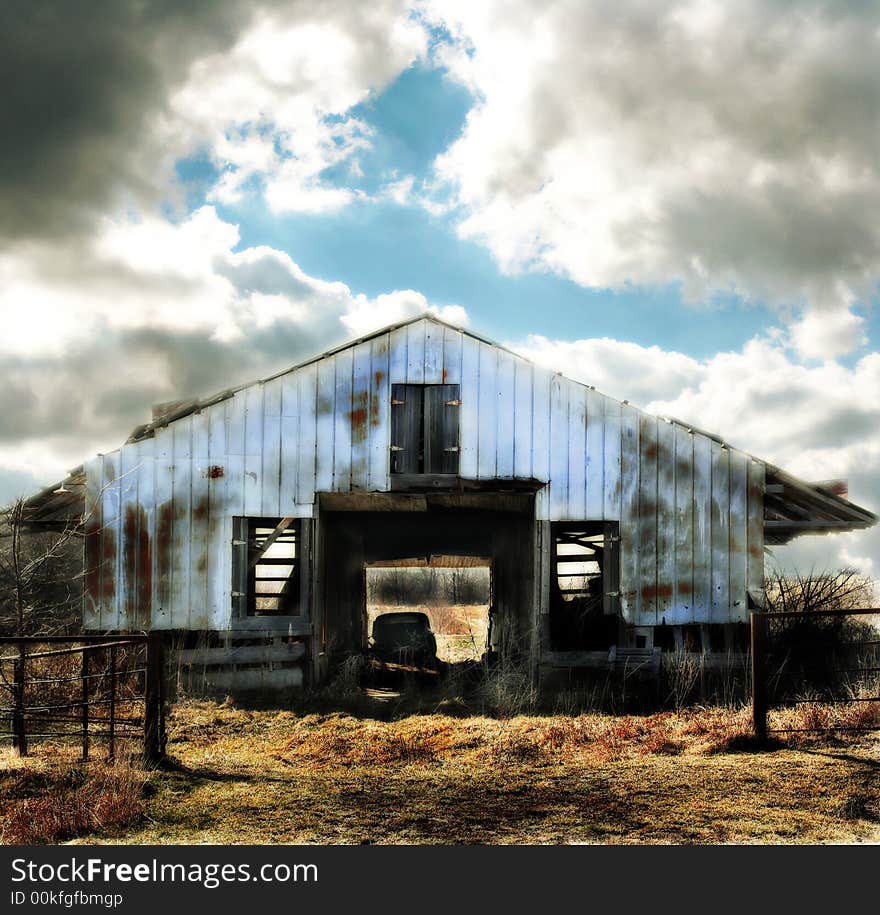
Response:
[23,315,876,690]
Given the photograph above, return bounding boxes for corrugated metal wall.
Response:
[84,317,764,631]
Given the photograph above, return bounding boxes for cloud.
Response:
[514,331,880,575]
[0,1,427,238]
[0,206,466,489]
[0,0,263,240]
[425,0,880,352]
[178,3,429,214]
[790,307,869,361]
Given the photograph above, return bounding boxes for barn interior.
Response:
[316,493,535,681]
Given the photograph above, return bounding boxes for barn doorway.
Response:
[316,493,535,684]
[365,557,492,669]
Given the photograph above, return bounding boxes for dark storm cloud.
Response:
[0,314,351,448]
[0,0,276,240]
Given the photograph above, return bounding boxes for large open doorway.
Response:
[365,556,492,671]
[317,493,535,685]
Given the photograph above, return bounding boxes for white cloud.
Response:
[341,290,468,336]
[424,0,880,354]
[790,306,869,361]
[168,2,428,214]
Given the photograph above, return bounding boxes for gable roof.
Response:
[20,314,878,539]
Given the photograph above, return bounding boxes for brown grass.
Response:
[2,700,877,844]
[0,755,146,844]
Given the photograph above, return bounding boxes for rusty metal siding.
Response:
[531,366,552,519]
[656,419,676,625]
[296,364,318,506]
[691,432,712,623]
[207,400,228,623]
[351,341,372,491]
[619,403,641,621]
[513,357,533,480]
[477,342,498,479]
[746,458,765,603]
[461,333,483,480]
[672,423,694,624]
[85,317,764,631]
[368,336,390,490]
[568,383,587,518]
[496,350,516,478]
[728,450,749,620]
[548,373,569,519]
[602,395,621,520]
[710,441,730,623]
[585,390,604,519]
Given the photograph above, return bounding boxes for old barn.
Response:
[24,316,876,690]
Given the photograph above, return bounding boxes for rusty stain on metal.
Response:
[123,504,152,627]
[205,465,224,479]
[192,498,209,522]
[371,371,383,426]
[156,501,172,607]
[349,390,369,444]
[100,525,116,602]
[84,519,101,601]
[642,583,673,600]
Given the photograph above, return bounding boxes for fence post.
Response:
[751,611,768,742]
[12,654,27,757]
[81,648,90,761]
[108,644,117,761]
[143,632,165,765]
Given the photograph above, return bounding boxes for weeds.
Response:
[0,759,146,844]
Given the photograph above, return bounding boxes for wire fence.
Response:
[751,607,880,740]
[0,633,165,763]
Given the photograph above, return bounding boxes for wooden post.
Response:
[143,632,165,765]
[81,648,90,761]
[108,645,117,761]
[12,656,27,757]
[751,611,768,742]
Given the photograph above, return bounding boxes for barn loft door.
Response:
[424,384,460,474]
[391,384,460,474]
[390,384,422,473]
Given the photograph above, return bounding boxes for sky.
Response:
[1,0,878,577]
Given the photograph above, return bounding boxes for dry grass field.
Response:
[1,699,878,845]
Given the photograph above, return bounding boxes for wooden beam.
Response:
[229,616,312,635]
[248,517,294,570]
[175,643,306,665]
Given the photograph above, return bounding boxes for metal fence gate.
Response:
[751,608,880,740]
[0,633,165,763]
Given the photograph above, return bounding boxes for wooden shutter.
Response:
[390,384,423,473]
[424,384,460,474]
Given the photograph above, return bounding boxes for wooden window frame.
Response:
[549,520,621,626]
[231,517,311,629]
